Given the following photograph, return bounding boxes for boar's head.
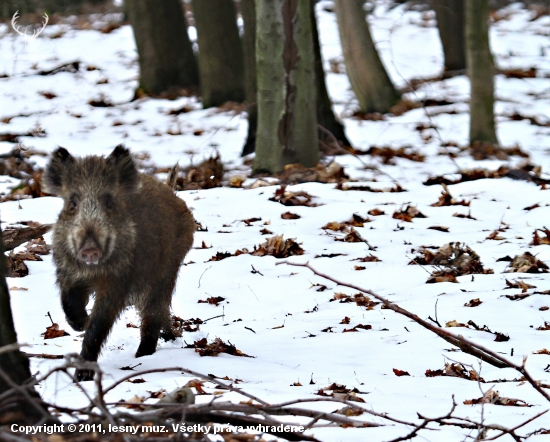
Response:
[43,145,138,268]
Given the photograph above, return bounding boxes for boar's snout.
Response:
[77,238,102,265]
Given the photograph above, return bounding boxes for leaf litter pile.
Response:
[3,4,550,442]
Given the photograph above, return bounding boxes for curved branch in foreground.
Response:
[277,261,550,403]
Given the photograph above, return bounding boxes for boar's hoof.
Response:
[135,341,157,358]
[78,247,102,265]
[75,368,95,382]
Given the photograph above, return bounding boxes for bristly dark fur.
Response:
[42,145,195,382]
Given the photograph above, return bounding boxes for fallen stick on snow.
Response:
[277,260,550,403]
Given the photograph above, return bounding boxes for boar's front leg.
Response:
[61,282,91,332]
[135,279,176,358]
[76,292,126,382]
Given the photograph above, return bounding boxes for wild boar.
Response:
[42,145,195,381]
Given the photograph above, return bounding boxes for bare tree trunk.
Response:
[434,0,466,73]
[192,0,245,108]
[334,0,399,114]
[126,0,198,96]
[0,227,47,425]
[241,0,258,156]
[310,0,351,150]
[465,0,499,155]
[254,0,319,174]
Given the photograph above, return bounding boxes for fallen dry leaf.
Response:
[186,337,252,357]
[42,323,69,339]
[393,368,410,377]
[269,185,320,207]
[392,205,427,222]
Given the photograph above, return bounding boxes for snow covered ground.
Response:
[1,1,550,440]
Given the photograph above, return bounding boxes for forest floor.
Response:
[1,1,550,441]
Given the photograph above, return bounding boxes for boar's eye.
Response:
[102,194,114,210]
[67,195,78,212]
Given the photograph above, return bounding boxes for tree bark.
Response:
[465,0,499,151]
[0,226,47,425]
[254,0,319,174]
[334,0,400,114]
[126,0,198,96]
[192,0,245,108]
[310,0,350,150]
[241,0,258,156]
[434,0,466,72]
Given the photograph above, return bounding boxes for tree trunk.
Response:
[192,0,245,108]
[254,0,319,174]
[465,0,498,153]
[0,226,48,425]
[241,0,258,156]
[334,0,400,114]
[126,0,198,96]
[310,0,351,151]
[434,0,466,72]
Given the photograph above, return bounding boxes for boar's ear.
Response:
[42,147,75,195]
[107,144,138,190]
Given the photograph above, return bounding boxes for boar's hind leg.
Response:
[61,283,91,332]
[135,280,175,358]
[76,292,126,382]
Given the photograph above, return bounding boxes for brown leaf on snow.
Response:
[426,363,484,382]
[426,271,458,284]
[424,164,541,186]
[251,234,304,258]
[352,254,381,262]
[171,316,203,334]
[336,183,406,193]
[340,316,351,324]
[410,242,493,282]
[430,186,470,207]
[241,217,261,226]
[524,203,540,211]
[315,383,365,402]
[269,185,320,207]
[446,320,469,328]
[453,211,477,220]
[533,348,550,355]
[504,279,536,293]
[392,205,427,222]
[368,208,385,216]
[354,265,366,271]
[393,368,410,377]
[335,227,366,243]
[281,211,301,220]
[343,324,372,332]
[119,395,146,410]
[363,146,425,164]
[172,154,224,190]
[464,390,530,407]
[322,214,370,231]
[530,227,550,245]
[276,162,349,184]
[198,296,226,306]
[5,254,29,277]
[186,337,252,357]
[331,293,380,310]
[464,298,482,307]
[259,228,273,235]
[42,323,69,339]
[504,252,549,273]
[537,321,550,331]
[428,226,449,232]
